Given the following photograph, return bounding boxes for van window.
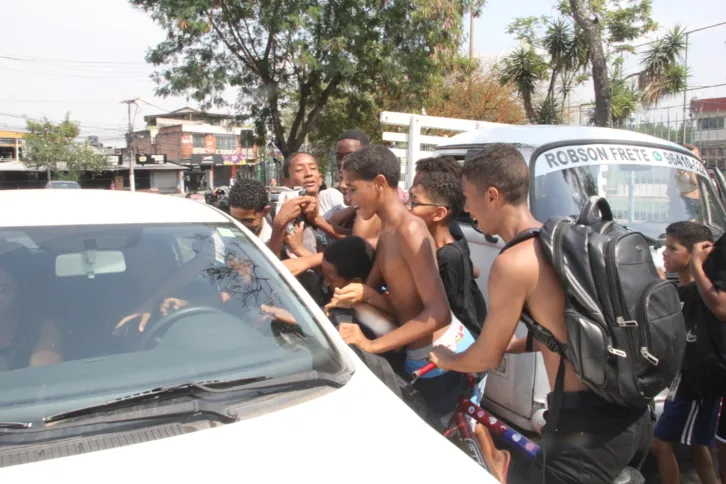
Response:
[531,143,726,240]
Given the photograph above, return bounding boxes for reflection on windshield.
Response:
[533,164,726,240]
[0,223,340,422]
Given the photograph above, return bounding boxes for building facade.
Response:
[129,107,259,192]
[0,131,24,161]
[692,97,726,168]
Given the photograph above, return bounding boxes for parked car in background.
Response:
[45,180,81,189]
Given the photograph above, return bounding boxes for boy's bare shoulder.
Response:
[493,238,541,280]
[396,214,432,247]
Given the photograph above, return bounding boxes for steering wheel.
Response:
[140,305,230,349]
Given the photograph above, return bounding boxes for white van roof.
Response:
[435,124,685,152]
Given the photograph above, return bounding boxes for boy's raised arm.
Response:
[691,241,726,321]
[362,219,451,354]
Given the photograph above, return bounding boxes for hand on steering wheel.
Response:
[114,311,152,335]
[160,297,191,316]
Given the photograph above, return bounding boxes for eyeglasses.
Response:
[407,201,450,210]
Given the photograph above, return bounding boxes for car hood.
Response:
[0,366,496,483]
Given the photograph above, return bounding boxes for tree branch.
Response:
[297,74,343,142]
[242,17,260,59]
[217,1,261,75]
[207,13,260,77]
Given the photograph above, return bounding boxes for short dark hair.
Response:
[342,145,400,187]
[666,221,713,251]
[282,152,318,179]
[416,156,461,177]
[337,129,370,146]
[462,143,529,205]
[228,178,269,212]
[415,171,464,219]
[323,236,375,281]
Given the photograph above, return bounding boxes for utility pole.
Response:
[681,32,690,145]
[469,12,475,62]
[120,98,140,192]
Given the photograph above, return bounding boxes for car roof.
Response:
[436,124,685,151]
[0,190,229,228]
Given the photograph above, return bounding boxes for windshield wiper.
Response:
[43,370,347,425]
[0,422,32,430]
[42,375,271,424]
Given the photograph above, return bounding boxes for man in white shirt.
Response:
[269,152,345,258]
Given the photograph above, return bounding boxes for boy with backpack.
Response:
[407,169,485,337]
[651,221,721,484]
[430,143,655,484]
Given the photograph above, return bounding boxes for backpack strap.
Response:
[499,229,568,482]
[499,228,540,254]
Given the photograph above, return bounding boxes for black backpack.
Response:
[502,196,686,412]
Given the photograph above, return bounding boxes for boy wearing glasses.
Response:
[408,170,484,338]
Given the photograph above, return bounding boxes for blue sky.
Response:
[1,0,724,146]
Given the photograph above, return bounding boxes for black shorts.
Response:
[527,392,653,484]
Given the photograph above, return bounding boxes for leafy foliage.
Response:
[501,16,588,124]
[426,65,526,124]
[131,0,483,158]
[23,115,108,180]
[502,2,686,127]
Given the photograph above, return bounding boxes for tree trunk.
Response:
[568,0,611,127]
[522,91,537,124]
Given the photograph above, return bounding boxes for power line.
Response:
[0,66,151,81]
[687,83,726,92]
[0,53,148,66]
[0,112,128,132]
[632,20,726,49]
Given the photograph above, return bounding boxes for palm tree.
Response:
[636,25,689,107]
[500,47,547,123]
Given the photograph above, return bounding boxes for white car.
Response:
[0,190,494,482]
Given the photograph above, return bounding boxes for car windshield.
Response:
[531,142,726,242]
[0,223,343,423]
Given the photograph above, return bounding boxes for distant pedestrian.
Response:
[270,178,278,187]
[109,180,116,191]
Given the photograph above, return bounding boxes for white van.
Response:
[430,124,726,434]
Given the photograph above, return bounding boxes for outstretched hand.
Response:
[429,345,457,371]
[339,323,373,353]
[324,283,368,313]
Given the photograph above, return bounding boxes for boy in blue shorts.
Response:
[652,221,721,484]
[330,145,475,424]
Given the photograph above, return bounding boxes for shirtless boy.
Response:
[335,144,472,421]
[430,143,652,484]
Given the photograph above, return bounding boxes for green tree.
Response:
[23,115,108,181]
[500,16,589,124]
[563,0,688,126]
[305,62,525,170]
[503,3,686,127]
[131,0,484,158]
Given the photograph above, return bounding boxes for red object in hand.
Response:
[411,362,437,382]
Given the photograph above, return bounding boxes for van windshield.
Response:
[531,143,726,241]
